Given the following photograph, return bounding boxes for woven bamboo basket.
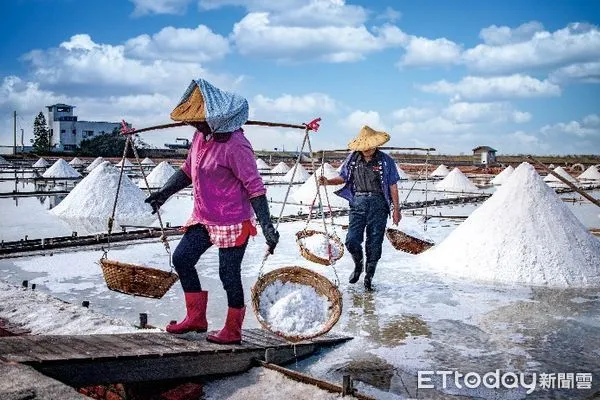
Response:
[386,228,434,255]
[99,259,179,299]
[295,229,344,266]
[251,266,342,342]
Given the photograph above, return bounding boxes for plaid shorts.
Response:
[184,218,257,248]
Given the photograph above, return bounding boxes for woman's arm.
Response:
[390,183,401,225]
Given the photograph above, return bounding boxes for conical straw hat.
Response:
[348,125,390,151]
[170,86,206,122]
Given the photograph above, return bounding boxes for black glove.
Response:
[250,194,279,254]
[145,169,192,214]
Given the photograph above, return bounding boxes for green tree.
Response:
[79,127,151,157]
[32,111,51,153]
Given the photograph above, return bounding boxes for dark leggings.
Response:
[172,224,247,308]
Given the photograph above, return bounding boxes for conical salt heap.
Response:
[256,158,270,170]
[430,164,450,178]
[86,157,106,172]
[142,161,176,188]
[490,165,514,185]
[578,165,600,181]
[395,163,410,180]
[51,161,154,228]
[42,159,82,178]
[116,158,134,168]
[281,163,310,183]
[420,162,600,287]
[543,166,577,184]
[0,156,10,166]
[33,158,50,168]
[69,157,84,167]
[293,163,345,206]
[141,157,155,166]
[270,162,290,174]
[434,167,479,192]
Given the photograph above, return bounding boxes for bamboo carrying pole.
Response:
[328,146,436,153]
[526,155,600,208]
[132,120,307,134]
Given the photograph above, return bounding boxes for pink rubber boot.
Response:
[166,291,208,334]
[206,306,245,344]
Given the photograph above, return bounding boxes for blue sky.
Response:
[1,0,599,155]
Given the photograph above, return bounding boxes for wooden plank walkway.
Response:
[0,329,351,386]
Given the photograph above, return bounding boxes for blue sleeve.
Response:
[339,153,354,181]
[386,155,400,185]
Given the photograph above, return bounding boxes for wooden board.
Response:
[0,329,351,386]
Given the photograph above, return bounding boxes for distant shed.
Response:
[472,146,497,166]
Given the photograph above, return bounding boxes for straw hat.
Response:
[348,125,390,151]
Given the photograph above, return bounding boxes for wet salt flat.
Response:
[1,170,599,399]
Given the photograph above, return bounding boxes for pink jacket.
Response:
[181,129,266,226]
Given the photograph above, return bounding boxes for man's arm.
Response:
[319,176,345,185]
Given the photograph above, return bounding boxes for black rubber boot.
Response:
[348,254,363,284]
[364,262,377,291]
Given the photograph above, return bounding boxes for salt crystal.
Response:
[281,163,310,183]
[142,161,176,188]
[543,166,577,183]
[430,164,450,177]
[50,161,155,229]
[42,159,82,178]
[270,162,290,174]
[141,157,155,166]
[302,233,341,260]
[259,281,330,336]
[256,158,270,170]
[32,158,49,168]
[86,157,106,172]
[434,167,479,193]
[578,165,600,181]
[490,165,514,185]
[420,162,600,287]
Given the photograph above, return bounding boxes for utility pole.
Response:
[13,111,17,155]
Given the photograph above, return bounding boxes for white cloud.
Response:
[392,107,436,122]
[377,7,401,23]
[231,13,407,62]
[252,93,336,114]
[399,36,462,67]
[511,130,540,144]
[130,0,191,15]
[419,74,561,101]
[464,23,600,74]
[442,102,531,124]
[125,25,230,63]
[479,21,545,45]
[201,0,368,27]
[549,61,600,84]
[339,110,386,133]
[21,34,234,97]
[541,114,600,138]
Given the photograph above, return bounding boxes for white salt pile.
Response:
[420,162,600,287]
[302,233,342,260]
[142,161,176,188]
[434,167,479,193]
[32,158,50,168]
[0,155,10,165]
[141,157,155,166]
[578,165,600,181]
[85,156,106,172]
[430,164,450,178]
[258,281,330,336]
[293,163,345,205]
[256,158,270,170]
[490,165,514,185]
[270,161,290,174]
[396,163,410,180]
[116,158,134,168]
[42,158,82,178]
[543,166,577,184]
[281,163,310,183]
[69,157,84,167]
[50,161,155,228]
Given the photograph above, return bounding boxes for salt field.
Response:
[1,162,599,399]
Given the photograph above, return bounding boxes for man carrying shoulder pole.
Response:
[320,126,401,291]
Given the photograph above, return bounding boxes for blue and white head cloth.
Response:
[174,79,249,133]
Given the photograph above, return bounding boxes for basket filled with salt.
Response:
[385,228,434,255]
[296,229,344,266]
[99,259,179,299]
[251,266,342,342]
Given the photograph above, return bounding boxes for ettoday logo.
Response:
[418,370,593,394]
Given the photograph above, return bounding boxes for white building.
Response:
[47,104,122,152]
